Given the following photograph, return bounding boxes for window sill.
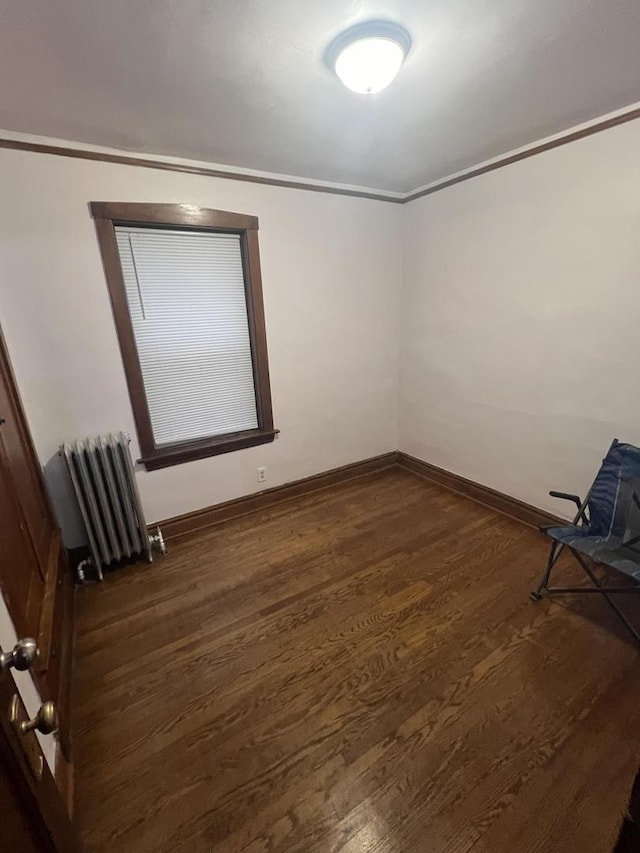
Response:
[139,428,279,471]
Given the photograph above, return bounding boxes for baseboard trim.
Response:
[159,451,399,540]
[157,449,566,541]
[396,451,565,529]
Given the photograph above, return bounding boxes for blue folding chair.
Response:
[531,439,640,643]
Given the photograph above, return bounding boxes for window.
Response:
[91,202,276,470]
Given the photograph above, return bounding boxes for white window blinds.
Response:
[114,226,258,447]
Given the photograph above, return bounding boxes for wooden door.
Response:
[0,658,74,852]
[0,329,52,578]
[0,454,44,637]
[0,324,73,757]
[0,328,49,640]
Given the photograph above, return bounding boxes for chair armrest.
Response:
[549,491,590,526]
[549,491,583,511]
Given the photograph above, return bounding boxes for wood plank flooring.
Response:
[72,467,640,852]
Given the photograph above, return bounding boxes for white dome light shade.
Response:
[335,38,405,94]
[326,21,411,95]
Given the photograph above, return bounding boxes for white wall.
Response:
[0,150,401,545]
[3,116,640,545]
[399,119,640,516]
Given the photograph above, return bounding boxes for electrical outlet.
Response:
[257,466,267,483]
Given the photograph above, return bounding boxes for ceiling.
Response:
[1,0,639,193]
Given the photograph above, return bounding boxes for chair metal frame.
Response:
[530,439,640,644]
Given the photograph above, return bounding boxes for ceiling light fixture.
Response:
[326,20,411,95]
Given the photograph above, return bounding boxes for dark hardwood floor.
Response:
[72,467,640,852]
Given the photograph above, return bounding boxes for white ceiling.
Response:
[1,0,639,192]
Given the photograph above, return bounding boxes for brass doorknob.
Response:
[0,638,39,672]
[20,701,58,736]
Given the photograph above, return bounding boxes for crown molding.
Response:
[404,102,640,202]
[1,101,639,205]
[0,131,404,203]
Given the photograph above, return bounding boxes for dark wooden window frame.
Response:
[90,202,277,471]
